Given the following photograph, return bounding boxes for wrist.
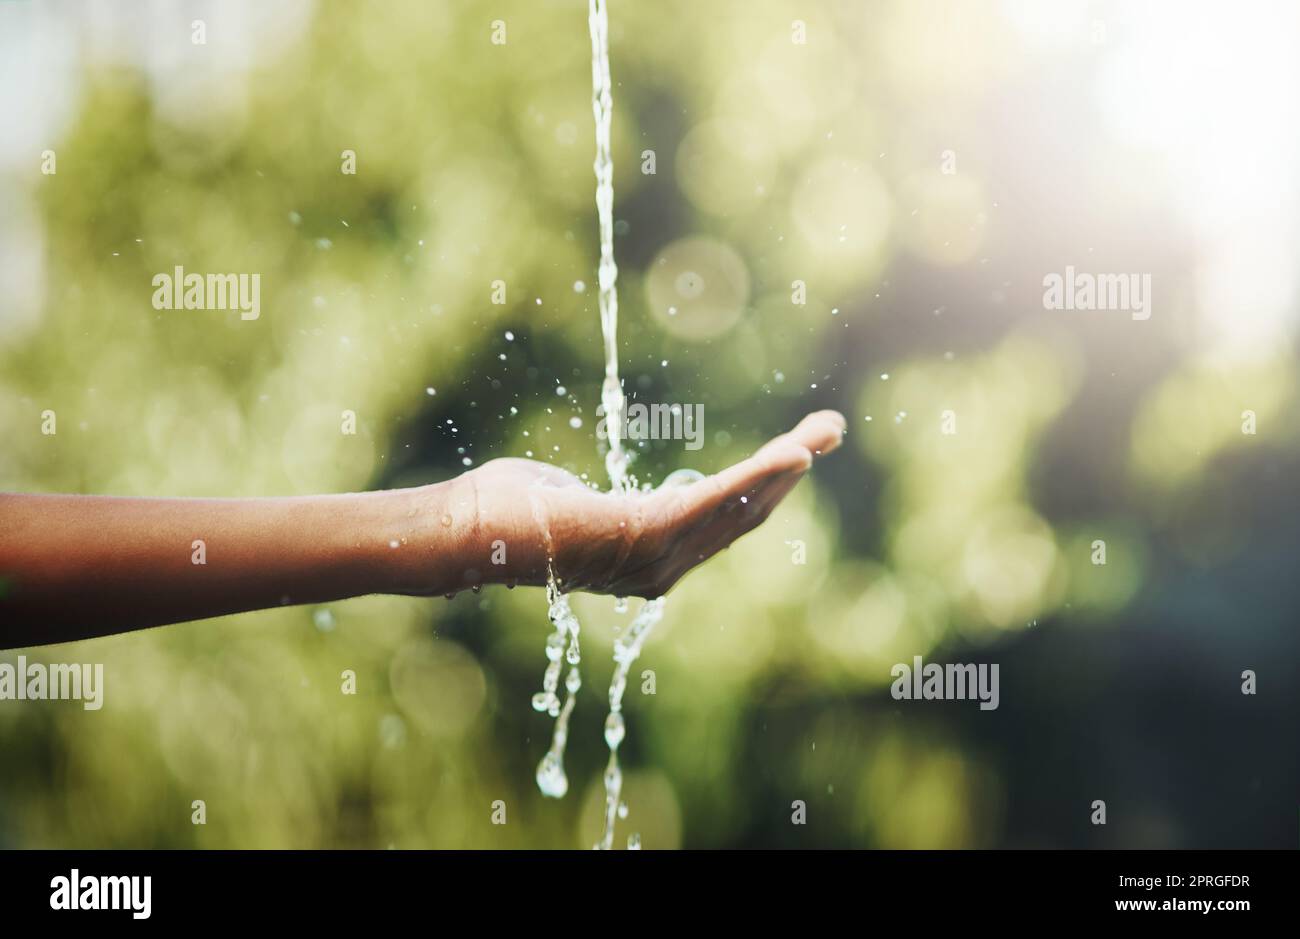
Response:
[343,484,457,598]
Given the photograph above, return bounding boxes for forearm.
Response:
[0,485,468,648]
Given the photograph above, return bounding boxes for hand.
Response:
[0,411,844,646]
[461,410,845,598]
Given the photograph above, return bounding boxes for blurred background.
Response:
[1,0,1297,848]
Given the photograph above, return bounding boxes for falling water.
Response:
[531,0,673,851]
[595,594,664,849]
[533,573,582,798]
[589,0,629,494]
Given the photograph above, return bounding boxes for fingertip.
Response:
[808,408,847,431]
[786,410,846,458]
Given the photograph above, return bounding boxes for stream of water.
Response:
[529,0,668,851]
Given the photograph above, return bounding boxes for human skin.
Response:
[0,410,845,649]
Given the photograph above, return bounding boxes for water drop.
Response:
[535,753,569,799]
[604,711,625,749]
[662,468,705,488]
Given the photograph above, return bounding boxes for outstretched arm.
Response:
[0,410,844,649]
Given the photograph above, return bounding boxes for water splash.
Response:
[531,0,678,851]
[534,572,581,799]
[595,594,665,849]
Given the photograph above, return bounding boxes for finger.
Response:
[635,465,807,597]
[680,438,808,515]
[671,411,842,519]
[677,463,806,567]
[701,463,804,548]
[755,410,846,463]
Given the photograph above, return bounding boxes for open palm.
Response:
[465,410,845,598]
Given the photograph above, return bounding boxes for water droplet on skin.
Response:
[662,468,705,488]
[440,515,453,527]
